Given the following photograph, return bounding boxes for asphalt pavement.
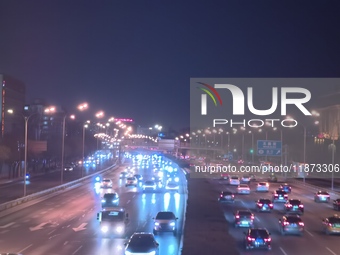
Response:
[182,173,340,255]
[0,162,187,255]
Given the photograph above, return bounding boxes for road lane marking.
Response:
[0,230,9,234]
[72,245,83,255]
[280,247,288,255]
[305,229,314,237]
[255,216,260,222]
[48,229,56,235]
[64,241,68,246]
[326,247,337,255]
[0,222,15,228]
[18,244,33,253]
[127,200,131,204]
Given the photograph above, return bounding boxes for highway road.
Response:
[209,176,340,255]
[0,159,187,255]
[0,156,114,204]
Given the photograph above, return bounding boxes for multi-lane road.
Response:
[208,176,340,255]
[0,161,187,255]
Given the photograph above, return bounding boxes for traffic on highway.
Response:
[213,171,340,255]
[0,152,187,255]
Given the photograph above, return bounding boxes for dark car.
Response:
[272,190,288,202]
[119,171,128,179]
[285,199,304,214]
[244,228,271,250]
[333,199,340,211]
[218,191,235,203]
[124,232,159,255]
[134,174,143,181]
[101,193,119,207]
[314,191,330,203]
[255,199,273,212]
[234,210,254,228]
[280,183,292,193]
[97,209,128,236]
[152,211,178,235]
[279,215,304,235]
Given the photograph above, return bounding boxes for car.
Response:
[97,208,128,236]
[64,165,74,171]
[237,184,250,194]
[134,174,143,181]
[218,191,235,203]
[249,174,256,181]
[125,177,138,187]
[152,211,178,235]
[256,182,269,192]
[244,228,271,250]
[101,178,113,188]
[284,199,304,214]
[229,176,240,186]
[272,190,288,202]
[314,191,330,203]
[241,175,251,184]
[220,173,229,180]
[280,183,292,193]
[119,171,129,179]
[165,181,179,192]
[279,215,304,236]
[333,199,340,210]
[234,210,255,228]
[255,199,273,212]
[124,232,159,255]
[143,181,157,191]
[101,192,119,207]
[322,215,340,235]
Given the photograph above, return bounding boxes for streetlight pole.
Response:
[331,139,335,190]
[303,125,306,184]
[24,116,28,197]
[82,124,85,178]
[251,132,254,163]
[61,115,66,185]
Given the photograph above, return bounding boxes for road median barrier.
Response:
[0,163,118,212]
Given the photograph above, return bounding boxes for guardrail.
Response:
[289,178,340,197]
[0,163,119,213]
[178,168,189,255]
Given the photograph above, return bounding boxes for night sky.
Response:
[1,0,340,130]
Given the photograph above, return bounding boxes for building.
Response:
[0,74,26,137]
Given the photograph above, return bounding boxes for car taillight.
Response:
[284,222,289,225]
[236,215,240,218]
[287,204,292,207]
[220,195,223,197]
[329,223,332,227]
[247,237,255,241]
[299,204,304,208]
[251,216,254,220]
[232,195,234,197]
[264,238,271,242]
[274,195,278,197]
[299,222,304,226]
[258,203,263,206]
[269,204,273,207]
[284,195,288,197]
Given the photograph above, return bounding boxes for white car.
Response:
[229,176,240,186]
[101,179,113,188]
[237,184,250,194]
[256,182,269,192]
[241,175,250,183]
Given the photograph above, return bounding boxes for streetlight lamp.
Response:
[7,109,39,196]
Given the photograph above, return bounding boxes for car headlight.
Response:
[116,226,123,233]
[174,177,179,182]
[147,251,156,255]
[112,199,118,203]
[101,199,105,203]
[155,222,160,226]
[170,222,175,226]
[101,226,109,233]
